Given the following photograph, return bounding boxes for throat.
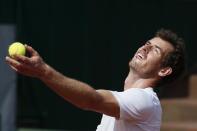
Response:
[124,71,157,90]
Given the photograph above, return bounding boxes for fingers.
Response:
[6,56,30,74]
[25,44,39,56]
[10,65,18,72]
[5,56,21,69]
[6,58,29,75]
[14,55,31,65]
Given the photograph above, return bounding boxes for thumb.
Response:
[25,44,39,56]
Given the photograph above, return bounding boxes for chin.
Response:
[129,58,135,67]
[129,63,139,73]
[129,59,141,69]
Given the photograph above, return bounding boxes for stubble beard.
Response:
[129,58,154,79]
[129,58,139,73]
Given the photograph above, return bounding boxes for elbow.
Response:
[77,97,103,112]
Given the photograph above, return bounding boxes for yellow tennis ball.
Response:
[8,42,26,58]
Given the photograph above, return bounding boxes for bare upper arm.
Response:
[89,89,120,118]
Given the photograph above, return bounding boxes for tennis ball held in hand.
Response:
[8,42,26,58]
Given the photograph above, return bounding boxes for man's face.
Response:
[129,37,174,78]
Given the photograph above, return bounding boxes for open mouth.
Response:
[135,51,146,60]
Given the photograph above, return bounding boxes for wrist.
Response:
[38,63,51,80]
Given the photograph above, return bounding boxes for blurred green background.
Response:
[1,0,197,130]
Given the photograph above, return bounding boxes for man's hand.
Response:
[5,45,47,78]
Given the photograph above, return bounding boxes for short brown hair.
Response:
[156,29,186,86]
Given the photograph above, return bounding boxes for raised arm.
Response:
[5,45,120,118]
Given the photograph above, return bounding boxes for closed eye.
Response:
[154,48,160,54]
[147,41,162,55]
[154,45,162,54]
[146,41,151,45]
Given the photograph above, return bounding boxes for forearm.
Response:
[39,64,102,110]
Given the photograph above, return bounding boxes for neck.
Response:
[124,69,157,90]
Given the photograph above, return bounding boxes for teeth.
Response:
[137,52,145,59]
[139,54,143,58]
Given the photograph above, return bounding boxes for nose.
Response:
[141,44,151,53]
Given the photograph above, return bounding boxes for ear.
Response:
[158,67,172,77]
